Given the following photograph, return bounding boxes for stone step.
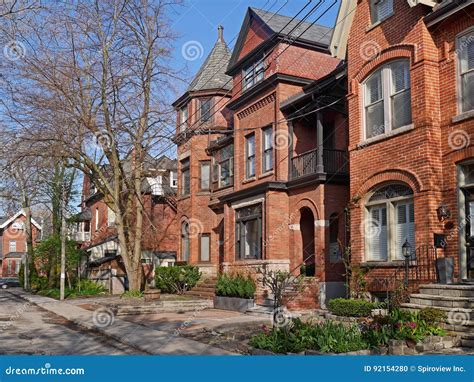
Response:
[401,303,474,320]
[419,284,474,298]
[410,294,474,309]
[185,290,215,299]
[461,339,474,348]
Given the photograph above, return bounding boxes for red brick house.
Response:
[0,210,42,278]
[332,0,474,296]
[174,8,350,308]
[73,154,179,292]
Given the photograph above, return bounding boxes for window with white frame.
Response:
[243,58,265,90]
[364,60,412,139]
[170,171,178,188]
[262,126,273,173]
[8,240,16,253]
[179,104,188,132]
[95,208,99,230]
[457,29,474,113]
[107,206,116,226]
[246,134,255,178]
[365,184,414,262]
[370,0,393,24]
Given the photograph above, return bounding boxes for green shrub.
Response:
[215,273,256,299]
[75,279,107,296]
[328,298,383,317]
[121,290,143,298]
[154,265,201,294]
[249,319,369,354]
[419,307,446,325]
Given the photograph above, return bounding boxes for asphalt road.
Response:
[0,289,144,355]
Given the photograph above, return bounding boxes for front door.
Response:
[463,188,474,280]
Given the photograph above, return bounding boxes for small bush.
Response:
[154,265,201,294]
[328,298,383,317]
[75,279,107,296]
[121,290,143,298]
[215,273,256,299]
[419,307,446,325]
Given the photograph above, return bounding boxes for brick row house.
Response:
[73,155,179,293]
[330,0,474,296]
[174,8,350,308]
[0,210,42,278]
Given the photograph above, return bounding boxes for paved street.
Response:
[0,290,143,355]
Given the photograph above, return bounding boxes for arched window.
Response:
[181,221,190,262]
[365,183,414,261]
[363,59,412,139]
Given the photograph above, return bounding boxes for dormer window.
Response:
[370,0,393,25]
[242,58,265,91]
[200,98,212,122]
[180,105,188,132]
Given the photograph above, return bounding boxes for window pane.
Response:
[200,99,211,122]
[392,89,412,128]
[375,0,393,22]
[200,235,210,262]
[263,150,273,172]
[391,61,410,93]
[462,71,474,113]
[366,101,385,138]
[366,71,382,104]
[460,33,474,73]
[263,127,272,149]
[395,202,415,259]
[247,135,255,156]
[200,162,210,190]
[244,219,259,258]
[220,160,230,186]
[247,157,255,177]
[367,206,388,261]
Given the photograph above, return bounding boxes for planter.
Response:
[214,295,254,312]
[144,289,161,302]
[436,258,454,284]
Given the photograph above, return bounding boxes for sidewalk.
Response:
[7,289,235,355]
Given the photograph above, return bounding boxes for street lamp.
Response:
[402,239,412,287]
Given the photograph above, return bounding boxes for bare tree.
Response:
[2,0,181,291]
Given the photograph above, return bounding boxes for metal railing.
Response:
[290,148,349,179]
[73,231,91,242]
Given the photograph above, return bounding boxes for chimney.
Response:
[218,25,224,42]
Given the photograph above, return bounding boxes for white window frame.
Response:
[362,59,412,141]
[456,27,474,115]
[242,57,265,91]
[8,240,16,253]
[170,171,178,188]
[262,126,273,173]
[179,104,188,132]
[246,134,256,179]
[364,186,415,262]
[95,208,99,231]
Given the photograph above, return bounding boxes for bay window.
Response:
[246,133,255,178]
[236,204,262,259]
[365,184,414,262]
[200,98,212,122]
[364,60,412,139]
[262,126,273,173]
[243,58,265,91]
[457,29,474,113]
[179,104,188,132]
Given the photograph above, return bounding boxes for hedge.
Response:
[215,273,256,299]
[327,298,384,317]
[154,265,201,294]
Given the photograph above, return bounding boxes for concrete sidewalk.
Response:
[8,289,235,355]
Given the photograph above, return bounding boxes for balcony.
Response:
[290,148,348,180]
[73,231,91,243]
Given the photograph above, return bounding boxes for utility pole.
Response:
[60,183,67,301]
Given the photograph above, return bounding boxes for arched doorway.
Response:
[300,207,315,276]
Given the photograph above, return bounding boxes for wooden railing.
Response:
[290,148,349,179]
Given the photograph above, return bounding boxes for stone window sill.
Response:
[242,177,256,184]
[366,13,394,33]
[357,124,414,149]
[452,110,474,124]
[258,171,274,180]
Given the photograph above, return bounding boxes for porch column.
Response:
[287,120,294,180]
[316,111,324,173]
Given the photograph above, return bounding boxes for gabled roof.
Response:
[227,7,333,72]
[0,209,42,230]
[187,26,232,92]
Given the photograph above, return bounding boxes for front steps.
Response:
[402,284,474,347]
[185,277,217,299]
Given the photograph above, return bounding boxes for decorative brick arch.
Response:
[357,168,423,197]
[354,44,417,84]
[449,146,474,164]
[292,198,320,224]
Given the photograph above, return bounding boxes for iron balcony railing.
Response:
[290,148,349,179]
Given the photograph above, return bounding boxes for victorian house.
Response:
[174,8,350,308]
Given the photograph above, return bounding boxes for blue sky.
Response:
[170,0,341,95]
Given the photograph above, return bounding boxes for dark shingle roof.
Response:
[187,27,232,92]
[250,7,333,46]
